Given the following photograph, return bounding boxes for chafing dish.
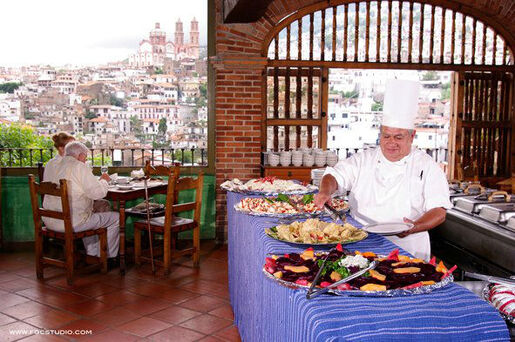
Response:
[505,217,515,233]
[454,191,513,214]
[478,202,515,223]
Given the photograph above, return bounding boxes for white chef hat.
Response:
[381,79,420,130]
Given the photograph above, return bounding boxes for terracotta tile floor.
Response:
[0,241,240,341]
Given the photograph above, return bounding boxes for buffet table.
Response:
[227,191,510,341]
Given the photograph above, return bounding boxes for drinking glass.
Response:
[100,165,108,175]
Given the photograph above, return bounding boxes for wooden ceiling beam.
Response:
[223,0,274,23]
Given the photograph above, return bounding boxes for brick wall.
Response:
[212,0,515,241]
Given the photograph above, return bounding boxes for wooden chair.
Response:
[28,175,107,285]
[134,171,204,274]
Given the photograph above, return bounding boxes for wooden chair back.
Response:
[163,172,204,229]
[28,175,74,239]
[144,160,180,179]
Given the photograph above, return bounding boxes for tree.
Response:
[158,118,167,136]
[109,95,124,108]
[130,115,143,140]
[0,82,22,94]
[441,83,451,100]
[422,71,439,81]
[199,83,207,98]
[0,123,53,166]
[371,101,383,111]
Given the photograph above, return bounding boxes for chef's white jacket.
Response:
[42,156,109,232]
[324,147,452,260]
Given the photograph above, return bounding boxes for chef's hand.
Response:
[397,217,417,238]
[314,192,331,210]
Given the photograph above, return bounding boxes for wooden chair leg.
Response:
[134,226,141,266]
[164,228,171,275]
[193,225,200,267]
[35,232,44,280]
[99,231,107,274]
[65,237,74,286]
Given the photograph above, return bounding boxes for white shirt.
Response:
[42,156,109,232]
[43,154,63,182]
[324,147,452,260]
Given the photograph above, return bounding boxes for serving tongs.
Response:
[306,260,378,299]
[464,271,515,286]
[324,203,346,223]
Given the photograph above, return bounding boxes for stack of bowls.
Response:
[326,151,339,167]
[279,151,291,166]
[303,153,315,167]
[268,153,280,166]
[291,150,303,167]
[311,168,325,186]
[314,151,327,167]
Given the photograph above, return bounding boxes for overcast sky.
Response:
[0,0,207,67]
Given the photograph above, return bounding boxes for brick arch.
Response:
[212,0,515,240]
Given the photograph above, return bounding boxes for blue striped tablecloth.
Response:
[227,191,510,342]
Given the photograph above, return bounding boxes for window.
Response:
[429,135,433,140]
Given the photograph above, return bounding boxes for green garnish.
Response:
[302,194,314,204]
[263,196,274,204]
[276,193,290,202]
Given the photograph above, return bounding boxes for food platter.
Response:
[263,248,455,297]
[221,177,318,195]
[362,222,414,236]
[264,219,367,246]
[234,194,348,218]
[482,282,515,324]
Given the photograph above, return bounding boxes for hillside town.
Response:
[0,18,207,153]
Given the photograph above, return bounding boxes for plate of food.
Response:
[221,177,318,195]
[263,247,456,297]
[361,222,414,236]
[482,282,515,324]
[235,194,348,218]
[116,184,134,190]
[265,218,367,246]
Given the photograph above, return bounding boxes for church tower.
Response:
[189,17,199,58]
[174,19,184,54]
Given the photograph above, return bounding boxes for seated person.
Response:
[43,132,75,182]
[42,141,119,258]
[43,132,111,213]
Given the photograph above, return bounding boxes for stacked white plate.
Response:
[303,153,315,167]
[268,153,280,166]
[291,150,303,166]
[279,151,291,166]
[311,168,326,186]
[314,151,326,167]
[326,151,339,167]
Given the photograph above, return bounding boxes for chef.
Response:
[314,79,451,260]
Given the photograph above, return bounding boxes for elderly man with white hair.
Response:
[42,141,119,259]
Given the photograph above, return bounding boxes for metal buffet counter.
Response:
[430,185,515,278]
[227,190,510,341]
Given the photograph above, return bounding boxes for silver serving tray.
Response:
[220,182,318,195]
[482,283,515,324]
[505,217,515,233]
[264,226,368,247]
[234,202,349,219]
[263,267,453,297]
[454,194,514,214]
[478,202,515,223]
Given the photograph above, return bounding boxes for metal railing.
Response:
[0,148,208,168]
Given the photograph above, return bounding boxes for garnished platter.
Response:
[265,218,367,246]
[263,247,456,297]
[221,177,318,195]
[235,194,348,218]
[482,282,515,324]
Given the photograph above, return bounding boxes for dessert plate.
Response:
[117,184,134,190]
[362,222,413,236]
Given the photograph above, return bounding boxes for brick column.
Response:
[212,56,267,242]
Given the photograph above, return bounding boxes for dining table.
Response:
[226,191,511,341]
[105,179,168,274]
